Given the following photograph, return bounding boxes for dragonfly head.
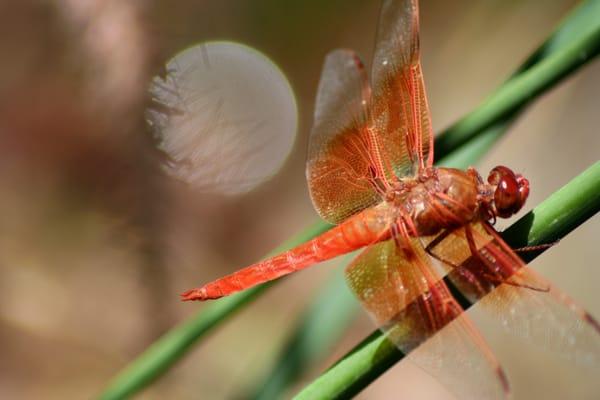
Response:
[487,166,529,218]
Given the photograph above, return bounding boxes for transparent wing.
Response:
[428,221,600,366]
[307,0,435,224]
[306,49,383,224]
[147,41,298,195]
[370,0,434,174]
[345,238,509,399]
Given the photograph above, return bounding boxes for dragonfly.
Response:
[182,0,600,397]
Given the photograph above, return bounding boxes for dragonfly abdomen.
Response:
[181,204,393,301]
[314,203,393,256]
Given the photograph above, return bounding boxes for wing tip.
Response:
[583,311,600,335]
[496,366,511,398]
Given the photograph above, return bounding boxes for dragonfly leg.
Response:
[478,273,550,292]
[466,224,549,292]
[424,230,460,268]
[512,241,559,254]
[424,229,488,295]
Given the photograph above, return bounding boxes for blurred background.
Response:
[0,0,599,399]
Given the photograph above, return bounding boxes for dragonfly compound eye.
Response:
[488,166,527,218]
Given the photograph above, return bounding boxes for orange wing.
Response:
[370,0,434,174]
[346,238,510,399]
[307,0,433,224]
[428,221,600,365]
[306,49,381,224]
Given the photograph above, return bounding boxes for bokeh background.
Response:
[1,0,599,399]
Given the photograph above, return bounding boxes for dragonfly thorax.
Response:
[386,167,482,236]
[387,165,530,238]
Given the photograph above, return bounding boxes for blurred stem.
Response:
[247,266,359,400]
[435,2,600,158]
[98,1,600,399]
[98,222,331,400]
[294,161,600,400]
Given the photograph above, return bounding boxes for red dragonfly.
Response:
[183,0,600,397]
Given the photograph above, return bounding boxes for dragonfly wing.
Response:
[428,221,600,366]
[345,238,509,399]
[306,49,383,224]
[370,0,434,174]
[307,0,434,224]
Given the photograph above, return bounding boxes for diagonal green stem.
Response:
[293,161,600,400]
[434,7,600,159]
[246,267,359,400]
[439,0,600,164]
[98,1,600,399]
[98,222,331,400]
[246,1,600,398]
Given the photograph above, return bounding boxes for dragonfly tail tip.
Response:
[180,288,208,301]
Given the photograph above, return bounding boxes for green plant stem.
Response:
[245,1,600,398]
[434,8,600,158]
[98,1,600,399]
[439,0,600,168]
[294,161,600,400]
[98,222,331,400]
[247,267,359,400]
